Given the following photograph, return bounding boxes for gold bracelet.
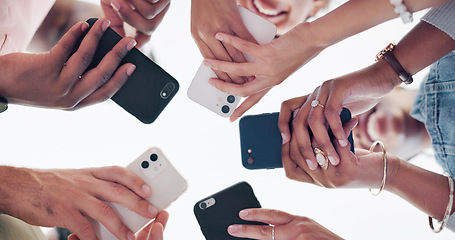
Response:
[429,172,454,233]
[369,141,387,196]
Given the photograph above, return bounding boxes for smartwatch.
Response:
[0,96,8,113]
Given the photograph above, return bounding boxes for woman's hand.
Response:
[100,0,171,47]
[0,19,137,110]
[204,22,326,119]
[228,208,343,240]
[191,0,256,84]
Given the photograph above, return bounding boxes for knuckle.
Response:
[97,70,112,86]
[80,53,93,68]
[259,225,270,237]
[99,202,114,218]
[113,183,127,196]
[79,221,95,238]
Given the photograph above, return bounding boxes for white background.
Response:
[1,0,453,239]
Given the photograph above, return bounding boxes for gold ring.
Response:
[311,100,325,108]
[271,225,275,240]
[314,147,329,170]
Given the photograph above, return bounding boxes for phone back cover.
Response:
[194,182,266,240]
[75,18,179,124]
[239,113,282,169]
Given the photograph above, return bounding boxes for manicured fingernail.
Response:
[127,39,137,51]
[228,225,239,233]
[215,33,224,41]
[127,231,135,240]
[208,79,215,87]
[293,108,300,118]
[102,19,111,31]
[111,1,121,12]
[151,0,159,3]
[142,184,151,195]
[328,156,338,165]
[306,159,317,170]
[281,133,289,145]
[148,205,158,216]
[316,154,326,166]
[239,209,249,218]
[81,22,89,32]
[203,60,212,68]
[338,139,347,147]
[126,65,136,76]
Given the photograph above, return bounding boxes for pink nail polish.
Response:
[127,39,137,51]
[306,159,317,170]
[126,65,136,76]
[281,133,289,145]
[102,20,111,31]
[111,1,121,12]
[215,33,224,41]
[338,139,347,147]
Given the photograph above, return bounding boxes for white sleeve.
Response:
[421,1,455,41]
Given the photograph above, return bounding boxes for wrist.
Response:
[383,154,402,192]
[371,59,403,91]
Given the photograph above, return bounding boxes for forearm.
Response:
[386,157,454,220]
[309,0,452,48]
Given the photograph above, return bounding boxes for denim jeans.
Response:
[411,52,455,176]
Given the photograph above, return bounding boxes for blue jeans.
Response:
[411,52,455,176]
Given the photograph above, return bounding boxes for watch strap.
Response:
[375,43,413,85]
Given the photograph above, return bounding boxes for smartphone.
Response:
[239,108,355,170]
[194,182,266,240]
[187,6,277,117]
[72,18,179,124]
[92,147,187,240]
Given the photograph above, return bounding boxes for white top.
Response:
[0,0,55,55]
[421,1,455,40]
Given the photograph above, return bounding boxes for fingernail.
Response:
[328,156,338,165]
[126,65,136,76]
[293,108,300,119]
[281,133,289,145]
[316,154,326,166]
[228,225,239,233]
[102,19,111,31]
[81,22,89,32]
[247,76,256,81]
[338,139,347,147]
[208,79,215,87]
[203,60,212,68]
[151,0,159,3]
[239,209,249,218]
[215,33,224,41]
[127,39,137,51]
[142,184,151,195]
[306,159,317,170]
[111,1,121,12]
[148,205,158,216]
[127,231,135,240]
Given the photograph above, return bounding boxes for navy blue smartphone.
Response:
[239,108,354,170]
[194,182,266,240]
[70,18,179,124]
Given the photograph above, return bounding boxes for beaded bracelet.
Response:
[389,0,414,24]
[429,172,454,233]
[369,141,387,196]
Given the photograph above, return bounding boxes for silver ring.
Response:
[271,225,275,240]
[311,100,324,108]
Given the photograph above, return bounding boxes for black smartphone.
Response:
[194,182,266,240]
[239,108,355,170]
[71,18,179,124]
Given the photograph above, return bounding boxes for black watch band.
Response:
[0,96,8,113]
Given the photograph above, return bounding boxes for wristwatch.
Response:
[0,96,8,113]
[375,43,413,85]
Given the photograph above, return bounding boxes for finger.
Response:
[65,212,97,240]
[278,96,307,145]
[204,59,257,78]
[215,32,259,57]
[239,208,294,225]
[155,210,170,229]
[228,224,273,240]
[128,0,170,19]
[66,37,136,108]
[90,166,151,199]
[81,200,134,240]
[209,77,270,97]
[206,35,244,83]
[100,0,126,36]
[282,142,313,183]
[325,94,349,148]
[73,63,134,109]
[134,31,151,48]
[67,234,80,240]
[51,22,89,65]
[148,223,164,240]
[292,104,318,170]
[65,18,111,80]
[230,89,270,122]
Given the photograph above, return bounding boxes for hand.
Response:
[228,208,343,240]
[101,0,171,47]
[289,61,400,170]
[0,19,136,110]
[68,210,169,240]
[1,166,157,240]
[205,22,326,119]
[191,0,257,84]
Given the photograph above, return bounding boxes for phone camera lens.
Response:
[221,105,230,114]
[141,161,149,169]
[247,157,254,165]
[199,202,207,210]
[150,154,158,162]
[227,95,235,103]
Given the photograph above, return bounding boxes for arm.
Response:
[205,0,454,121]
[0,166,157,240]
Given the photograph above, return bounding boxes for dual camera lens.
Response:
[222,95,236,114]
[141,154,159,169]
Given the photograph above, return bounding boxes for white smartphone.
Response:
[187,6,277,117]
[91,147,188,240]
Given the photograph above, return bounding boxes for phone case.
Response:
[239,108,355,170]
[72,18,179,124]
[187,6,277,117]
[92,147,187,240]
[194,182,266,240]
